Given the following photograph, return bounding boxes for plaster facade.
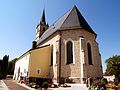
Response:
[13,53,30,81]
[38,28,102,83]
[13,45,51,81]
[36,6,103,83]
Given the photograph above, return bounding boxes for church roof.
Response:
[37,6,97,45]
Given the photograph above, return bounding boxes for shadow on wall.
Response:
[49,66,54,82]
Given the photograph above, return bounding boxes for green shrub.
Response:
[59,77,65,84]
[42,82,48,88]
[101,78,108,85]
[91,83,97,88]
[98,78,108,89]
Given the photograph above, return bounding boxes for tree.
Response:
[7,58,17,75]
[105,55,120,82]
[0,60,3,79]
[2,55,9,79]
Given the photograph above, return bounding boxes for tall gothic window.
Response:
[50,45,53,66]
[87,43,93,65]
[66,41,73,64]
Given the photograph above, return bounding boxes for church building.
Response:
[36,6,103,83]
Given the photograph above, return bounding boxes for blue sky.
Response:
[0,0,120,72]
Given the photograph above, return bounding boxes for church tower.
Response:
[36,9,49,41]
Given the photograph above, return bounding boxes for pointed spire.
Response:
[47,22,49,27]
[40,9,46,25]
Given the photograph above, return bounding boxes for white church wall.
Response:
[13,53,30,81]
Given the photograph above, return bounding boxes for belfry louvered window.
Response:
[87,43,93,65]
[66,41,73,64]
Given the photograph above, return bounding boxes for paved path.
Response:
[3,80,29,90]
[0,80,9,90]
[1,79,90,90]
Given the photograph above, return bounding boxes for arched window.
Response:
[43,27,46,32]
[87,43,93,65]
[66,41,73,64]
[50,45,53,66]
[39,27,46,37]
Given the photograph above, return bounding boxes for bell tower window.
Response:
[43,27,45,32]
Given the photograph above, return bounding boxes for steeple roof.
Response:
[40,9,46,25]
[37,6,97,44]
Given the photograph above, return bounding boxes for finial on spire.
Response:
[40,9,46,25]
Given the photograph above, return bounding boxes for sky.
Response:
[0,0,120,72]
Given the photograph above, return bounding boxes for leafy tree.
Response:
[105,55,120,82]
[8,58,17,75]
[8,62,14,75]
[0,60,3,79]
[2,55,9,79]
